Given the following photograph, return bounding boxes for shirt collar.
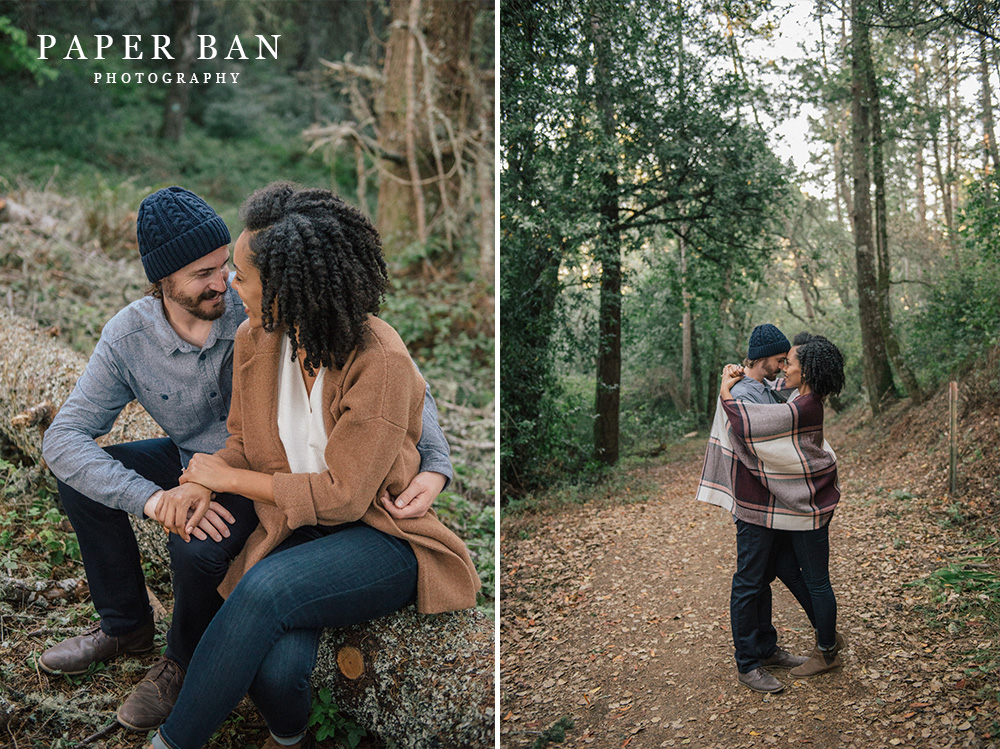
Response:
[151,285,247,355]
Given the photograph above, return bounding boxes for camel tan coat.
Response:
[215,315,481,613]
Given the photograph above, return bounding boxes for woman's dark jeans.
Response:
[154,523,418,749]
[789,523,837,650]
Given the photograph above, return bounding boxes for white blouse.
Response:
[276,336,329,473]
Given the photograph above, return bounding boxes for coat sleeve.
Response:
[271,336,422,529]
[213,326,252,472]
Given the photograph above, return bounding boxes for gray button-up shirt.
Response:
[730,376,788,405]
[42,285,452,516]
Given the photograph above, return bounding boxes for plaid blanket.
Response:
[695,392,840,530]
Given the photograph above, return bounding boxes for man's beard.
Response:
[163,281,226,321]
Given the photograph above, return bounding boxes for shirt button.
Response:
[161,394,169,400]
[199,353,207,361]
[210,392,217,398]
[219,415,226,421]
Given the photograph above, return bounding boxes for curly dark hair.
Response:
[238,182,388,373]
[794,334,845,399]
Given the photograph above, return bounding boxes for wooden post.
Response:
[949,380,958,494]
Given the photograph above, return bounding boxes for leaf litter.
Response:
[501,401,1000,749]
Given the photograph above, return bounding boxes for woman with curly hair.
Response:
[146,182,480,749]
[712,334,846,682]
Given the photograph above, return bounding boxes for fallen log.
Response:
[0,196,59,234]
[0,306,494,747]
[317,607,495,748]
[0,575,89,607]
[0,307,171,570]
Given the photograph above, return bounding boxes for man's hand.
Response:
[188,502,236,542]
[379,471,447,520]
[154,483,216,542]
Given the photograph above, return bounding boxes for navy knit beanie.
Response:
[137,187,231,282]
[747,323,791,360]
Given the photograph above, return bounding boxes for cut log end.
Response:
[336,645,365,680]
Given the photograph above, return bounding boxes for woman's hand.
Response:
[180,453,236,494]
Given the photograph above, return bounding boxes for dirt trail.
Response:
[500,421,999,748]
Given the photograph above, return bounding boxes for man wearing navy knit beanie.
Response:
[728,323,817,694]
[40,186,454,732]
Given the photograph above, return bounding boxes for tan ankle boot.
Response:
[789,643,841,677]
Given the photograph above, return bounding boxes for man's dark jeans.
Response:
[731,518,816,673]
[57,438,258,668]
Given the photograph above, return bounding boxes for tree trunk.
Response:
[679,232,692,412]
[913,40,928,231]
[786,213,817,321]
[591,6,621,466]
[944,41,959,234]
[851,0,894,414]
[867,46,924,403]
[376,0,477,258]
[980,35,1000,174]
[477,88,495,282]
[0,308,493,747]
[160,0,199,142]
[378,0,422,248]
[931,132,953,236]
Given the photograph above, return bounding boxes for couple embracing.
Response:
[697,324,847,694]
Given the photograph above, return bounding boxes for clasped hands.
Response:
[146,452,445,544]
[140,453,236,543]
[721,363,745,391]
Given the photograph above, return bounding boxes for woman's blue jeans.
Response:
[154,522,418,749]
[789,523,837,650]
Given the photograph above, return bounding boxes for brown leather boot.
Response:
[789,642,842,677]
[39,619,155,675]
[760,646,809,669]
[117,657,185,731]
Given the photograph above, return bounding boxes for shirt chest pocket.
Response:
[136,385,207,441]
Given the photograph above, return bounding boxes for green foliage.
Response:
[0,459,79,575]
[382,275,493,409]
[909,554,1000,625]
[907,172,1000,385]
[0,60,335,206]
[0,16,57,83]
[532,715,575,748]
[500,0,791,493]
[434,490,495,614]
[307,687,366,747]
[0,490,82,575]
[918,558,1000,598]
[62,659,108,686]
[504,454,661,519]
